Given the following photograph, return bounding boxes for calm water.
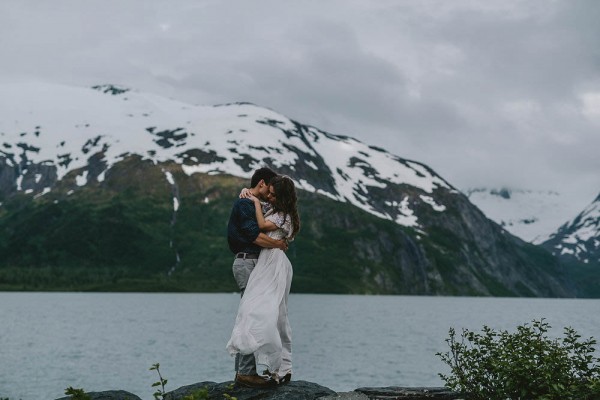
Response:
[1,293,599,400]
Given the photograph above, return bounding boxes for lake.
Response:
[0,293,598,399]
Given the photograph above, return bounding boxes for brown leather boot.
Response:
[235,374,277,388]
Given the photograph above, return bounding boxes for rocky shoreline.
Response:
[55,380,464,400]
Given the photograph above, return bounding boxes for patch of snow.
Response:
[182,164,221,176]
[33,187,51,199]
[173,197,179,212]
[75,170,88,186]
[561,247,575,255]
[394,196,418,227]
[420,195,446,212]
[164,170,175,185]
[304,159,318,170]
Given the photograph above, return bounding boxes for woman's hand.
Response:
[249,194,261,204]
[239,188,252,199]
[276,239,289,252]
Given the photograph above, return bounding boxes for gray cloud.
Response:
[1,0,599,215]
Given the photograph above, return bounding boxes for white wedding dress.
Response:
[226,210,293,378]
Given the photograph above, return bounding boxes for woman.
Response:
[226,175,300,384]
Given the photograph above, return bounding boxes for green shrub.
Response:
[437,319,600,400]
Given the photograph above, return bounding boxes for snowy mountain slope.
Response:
[465,188,576,243]
[0,82,451,229]
[0,82,579,296]
[542,193,600,266]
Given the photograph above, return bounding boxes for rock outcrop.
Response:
[56,390,142,400]
[163,380,335,399]
[54,381,464,400]
[354,386,462,399]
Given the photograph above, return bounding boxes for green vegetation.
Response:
[182,389,210,400]
[0,175,428,294]
[564,260,600,298]
[0,164,587,296]
[64,387,91,400]
[148,363,236,400]
[150,363,168,400]
[437,319,600,399]
[62,363,218,400]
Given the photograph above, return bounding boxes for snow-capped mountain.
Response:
[0,82,451,229]
[466,187,575,243]
[0,82,579,296]
[542,193,600,266]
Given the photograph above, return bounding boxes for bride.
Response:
[226,175,300,385]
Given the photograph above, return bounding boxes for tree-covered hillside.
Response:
[0,158,583,296]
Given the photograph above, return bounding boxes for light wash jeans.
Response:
[232,256,258,375]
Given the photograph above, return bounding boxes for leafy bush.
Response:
[437,319,600,400]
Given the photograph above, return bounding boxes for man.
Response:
[227,167,287,388]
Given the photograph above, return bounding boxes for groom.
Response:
[227,167,287,388]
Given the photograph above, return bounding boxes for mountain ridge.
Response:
[0,82,586,296]
[0,82,452,230]
[467,186,600,285]
[542,192,600,266]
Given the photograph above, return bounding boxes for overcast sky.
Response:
[1,0,599,212]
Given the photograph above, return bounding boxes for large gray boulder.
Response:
[54,383,463,400]
[355,386,463,399]
[163,380,336,400]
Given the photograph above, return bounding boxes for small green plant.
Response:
[224,382,238,400]
[179,384,236,400]
[181,388,209,400]
[64,387,91,400]
[437,319,600,400]
[150,363,168,400]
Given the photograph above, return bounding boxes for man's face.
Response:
[256,180,270,201]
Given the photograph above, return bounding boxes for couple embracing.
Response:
[226,167,301,388]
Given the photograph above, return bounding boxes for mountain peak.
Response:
[542,193,600,265]
[0,82,452,229]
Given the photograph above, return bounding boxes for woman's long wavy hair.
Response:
[270,175,300,239]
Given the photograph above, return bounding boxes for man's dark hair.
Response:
[250,167,277,188]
